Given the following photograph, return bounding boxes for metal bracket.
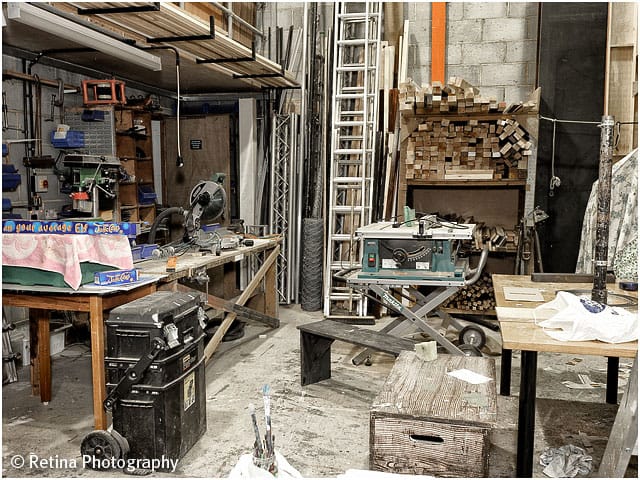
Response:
[148,16,215,43]
[198,41,256,65]
[78,3,160,15]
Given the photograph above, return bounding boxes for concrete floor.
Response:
[2,305,637,478]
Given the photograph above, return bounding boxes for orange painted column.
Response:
[431,2,447,83]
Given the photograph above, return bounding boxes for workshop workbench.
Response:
[492,274,638,478]
[2,237,280,430]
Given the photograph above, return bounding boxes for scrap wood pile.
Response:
[442,272,496,312]
[439,213,518,252]
[406,116,533,181]
[400,76,538,115]
[401,77,538,181]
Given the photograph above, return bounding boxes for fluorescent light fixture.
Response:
[7,3,162,71]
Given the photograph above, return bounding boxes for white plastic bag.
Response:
[534,291,638,343]
[228,451,302,480]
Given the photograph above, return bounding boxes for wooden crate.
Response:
[370,352,496,477]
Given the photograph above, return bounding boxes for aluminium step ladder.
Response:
[323,2,382,319]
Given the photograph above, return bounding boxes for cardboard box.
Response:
[94,269,139,286]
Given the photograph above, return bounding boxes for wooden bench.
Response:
[297,320,415,386]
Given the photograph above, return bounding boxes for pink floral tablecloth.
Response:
[2,233,133,290]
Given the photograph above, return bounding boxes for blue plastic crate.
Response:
[138,185,157,205]
[50,130,85,148]
[2,164,21,191]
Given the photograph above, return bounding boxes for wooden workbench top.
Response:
[492,274,637,322]
[136,237,280,282]
[493,274,638,356]
[500,321,638,357]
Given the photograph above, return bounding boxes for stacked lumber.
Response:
[442,272,496,312]
[405,117,532,181]
[473,223,518,252]
[399,77,538,115]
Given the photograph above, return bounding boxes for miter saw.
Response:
[147,174,243,256]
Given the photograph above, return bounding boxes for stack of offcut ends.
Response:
[400,76,540,115]
[405,117,532,181]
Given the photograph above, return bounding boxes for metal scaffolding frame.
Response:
[269,112,299,304]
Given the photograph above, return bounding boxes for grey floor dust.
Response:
[2,305,637,477]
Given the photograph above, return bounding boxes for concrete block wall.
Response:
[407,2,539,104]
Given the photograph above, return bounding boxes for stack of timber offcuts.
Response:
[400,76,538,115]
[442,272,496,312]
[406,118,532,181]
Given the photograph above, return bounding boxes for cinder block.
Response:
[462,42,507,64]
[505,86,535,104]
[291,8,304,29]
[526,15,539,40]
[505,40,537,63]
[410,26,431,46]
[479,86,506,102]
[446,43,462,65]
[463,2,507,19]
[481,63,528,86]
[447,2,464,21]
[508,2,539,18]
[448,19,483,44]
[447,65,481,86]
[483,17,528,42]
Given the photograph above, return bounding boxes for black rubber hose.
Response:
[148,206,184,245]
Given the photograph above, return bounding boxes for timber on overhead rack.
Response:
[55,2,299,89]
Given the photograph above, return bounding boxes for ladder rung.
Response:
[336,121,374,127]
[333,176,366,183]
[334,149,372,155]
[338,12,381,20]
[337,39,378,46]
[337,65,375,72]
[329,265,361,273]
[332,205,366,213]
[339,110,365,116]
[331,233,358,241]
[336,93,375,100]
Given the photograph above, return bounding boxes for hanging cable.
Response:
[548,118,560,197]
[538,115,638,197]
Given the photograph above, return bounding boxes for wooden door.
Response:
[163,115,232,224]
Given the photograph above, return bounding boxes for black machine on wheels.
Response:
[81,291,208,472]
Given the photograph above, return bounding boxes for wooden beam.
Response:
[203,245,280,362]
[431,2,447,84]
[176,284,280,328]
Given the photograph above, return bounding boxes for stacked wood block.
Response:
[399,77,538,115]
[442,272,496,312]
[474,223,518,252]
[405,118,532,181]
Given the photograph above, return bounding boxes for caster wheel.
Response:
[459,325,486,349]
[80,430,127,470]
[459,343,483,357]
[364,357,372,366]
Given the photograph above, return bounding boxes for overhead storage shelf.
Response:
[57,1,299,89]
